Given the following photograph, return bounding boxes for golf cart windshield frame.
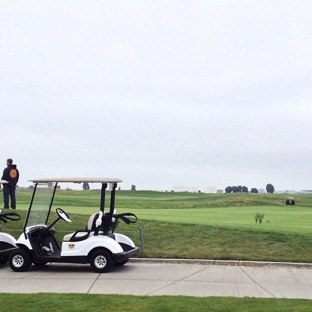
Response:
[23,183,56,232]
[23,178,122,234]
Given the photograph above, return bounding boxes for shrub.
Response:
[225,186,233,193]
[232,186,238,193]
[254,213,265,224]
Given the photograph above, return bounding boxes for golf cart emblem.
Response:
[68,243,75,249]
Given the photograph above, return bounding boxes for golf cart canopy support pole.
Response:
[23,183,38,237]
[100,183,107,212]
[110,183,117,215]
[47,182,58,224]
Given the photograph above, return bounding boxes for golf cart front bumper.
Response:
[113,246,139,262]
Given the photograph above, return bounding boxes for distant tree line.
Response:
[225,185,248,193]
[225,183,275,194]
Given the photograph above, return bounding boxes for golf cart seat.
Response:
[63,213,100,242]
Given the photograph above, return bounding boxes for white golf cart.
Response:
[9,178,139,273]
[0,180,21,264]
[0,211,21,264]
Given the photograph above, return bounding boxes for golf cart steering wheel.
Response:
[0,211,21,223]
[56,208,72,223]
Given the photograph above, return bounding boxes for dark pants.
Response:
[3,185,16,209]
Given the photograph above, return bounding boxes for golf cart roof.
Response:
[29,178,122,184]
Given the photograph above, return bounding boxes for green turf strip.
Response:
[0,294,312,312]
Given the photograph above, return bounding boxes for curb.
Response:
[129,258,312,268]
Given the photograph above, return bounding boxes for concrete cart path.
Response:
[1,259,312,299]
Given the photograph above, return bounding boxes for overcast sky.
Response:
[1,1,312,191]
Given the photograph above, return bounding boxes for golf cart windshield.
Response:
[25,184,55,230]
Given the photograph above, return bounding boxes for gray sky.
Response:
[1,1,312,191]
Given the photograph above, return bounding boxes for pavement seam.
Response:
[238,266,276,298]
[145,265,209,296]
[87,273,101,294]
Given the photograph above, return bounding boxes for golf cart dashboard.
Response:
[28,226,60,258]
[28,226,56,243]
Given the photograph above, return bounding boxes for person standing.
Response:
[1,158,19,209]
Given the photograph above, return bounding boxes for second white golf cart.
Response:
[9,178,139,273]
[0,180,21,264]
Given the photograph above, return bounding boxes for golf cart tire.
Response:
[9,248,32,272]
[90,249,114,273]
[33,260,48,266]
[114,258,129,266]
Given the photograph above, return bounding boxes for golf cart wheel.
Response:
[90,249,113,273]
[9,248,32,272]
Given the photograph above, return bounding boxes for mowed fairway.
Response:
[13,189,312,236]
[129,206,312,235]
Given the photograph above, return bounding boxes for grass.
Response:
[9,189,312,235]
[13,188,312,210]
[127,206,312,235]
[0,293,312,312]
[3,211,312,262]
[2,190,312,263]
[2,189,312,308]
